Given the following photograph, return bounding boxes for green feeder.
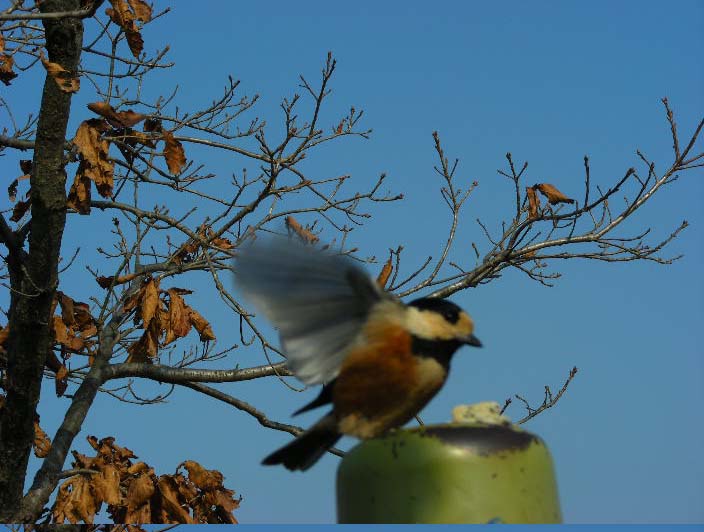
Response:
[336,402,562,524]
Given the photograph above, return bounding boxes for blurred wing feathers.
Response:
[234,239,383,385]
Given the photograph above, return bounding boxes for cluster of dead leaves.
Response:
[526,183,575,219]
[0,291,94,398]
[106,0,152,59]
[0,395,51,459]
[53,290,98,353]
[68,103,186,214]
[52,436,240,524]
[67,118,115,214]
[48,291,98,396]
[172,224,234,265]
[1,27,80,91]
[0,1,150,89]
[105,277,215,363]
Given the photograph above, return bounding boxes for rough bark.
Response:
[0,0,83,522]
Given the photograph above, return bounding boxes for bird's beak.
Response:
[462,334,482,347]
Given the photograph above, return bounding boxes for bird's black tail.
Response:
[262,412,340,471]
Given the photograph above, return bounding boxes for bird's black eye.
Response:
[443,309,459,323]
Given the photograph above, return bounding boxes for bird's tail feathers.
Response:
[262,412,340,471]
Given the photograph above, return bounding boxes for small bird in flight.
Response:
[235,238,482,471]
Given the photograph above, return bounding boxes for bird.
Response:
[234,237,482,471]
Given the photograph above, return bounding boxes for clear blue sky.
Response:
[6,0,702,524]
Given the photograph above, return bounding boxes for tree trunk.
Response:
[0,0,83,521]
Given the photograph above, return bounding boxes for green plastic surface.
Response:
[336,423,561,524]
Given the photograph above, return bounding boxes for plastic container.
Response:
[336,405,561,524]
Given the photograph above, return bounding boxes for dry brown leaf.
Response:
[211,236,234,250]
[285,215,319,244]
[53,476,100,524]
[181,460,223,491]
[93,463,122,506]
[55,364,69,397]
[127,471,155,507]
[67,172,92,214]
[164,289,192,345]
[0,54,18,86]
[127,461,150,475]
[40,54,80,93]
[171,472,198,502]
[53,316,85,352]
[72,119,114,198]
[74,302,97,337]
[188,308,216,342]
[87,101,120,122]
[535,183,575,205]
[70,449,98,470]
[87,101,147,128]
[526,186,541,219]
[97,436,137,462]
[86,435,101,451]
[0,33,4,53]
[162,130,186,175]
[52,316,69,345]
[33,419,52,458]
[140,278,159,328]
[125,472,155,523]
[128,0,152,22]
[106,0,145,58]
[58,291,76,327]
[156,476,195,524]
[10,197,31,222]
[376,256,393,288]
[200,487,240,524]
[126,325,159,363]
[179,460,240,523]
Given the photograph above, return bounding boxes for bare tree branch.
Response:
[0,0,104,21]
[510,367,579,425]
[103,361,292,383]
[180,381,344,458]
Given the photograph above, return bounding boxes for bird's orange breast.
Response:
[333,318,447,438]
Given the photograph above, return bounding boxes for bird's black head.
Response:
[405,297,482,367]
[409,297,464,325]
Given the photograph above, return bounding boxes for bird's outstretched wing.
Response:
[234,237,384,385]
